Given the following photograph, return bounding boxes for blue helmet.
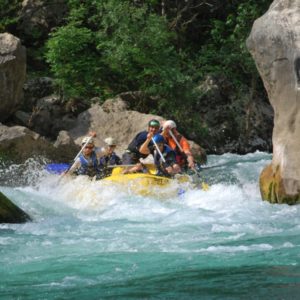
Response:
[153,134,165,144]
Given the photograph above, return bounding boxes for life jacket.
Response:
[127,131,151,158]
[153,145,175,176]
[167,134,188,167]
[77,152,100,177]
[99,152,121,167]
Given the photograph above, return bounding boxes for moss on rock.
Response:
[0,191,32,223]
[259,164,300,205]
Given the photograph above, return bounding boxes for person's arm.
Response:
[181,138,195,168]
[139,133,153,155]
[163,151,180,175]
[67,159,81,175]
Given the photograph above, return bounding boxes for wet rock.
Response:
[0,191,31,223]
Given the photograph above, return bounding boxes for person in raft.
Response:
[98,137,122,178]
[161,120,197,171]
[122,119,161,173]
[67,136,106,178]
[139,133,181,177]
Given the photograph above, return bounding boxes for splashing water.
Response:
[1,152,300,299]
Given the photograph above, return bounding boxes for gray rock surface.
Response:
[0,33,26,122]
[67,98,205,159]
[0,125,77,163]
[247,0,300,202]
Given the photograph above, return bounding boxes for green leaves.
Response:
[196,0,272,85]
[0,0,20,33]
[46,25,100,99]
[45,0,189,102]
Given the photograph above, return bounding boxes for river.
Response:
[1,151,300,299]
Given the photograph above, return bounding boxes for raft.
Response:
[46,163,204,197]
[102,164,191,197]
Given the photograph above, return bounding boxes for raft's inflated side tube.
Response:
[46,163,70,174]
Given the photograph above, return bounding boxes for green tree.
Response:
[45,0,190,102]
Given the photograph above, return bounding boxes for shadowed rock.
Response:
[0,191,31,223]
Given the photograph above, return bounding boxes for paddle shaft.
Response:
[151,138,166,163]
[65,136,93,174]
[168,128,204,178]
[168,129,196,169]
[169,130,184,152]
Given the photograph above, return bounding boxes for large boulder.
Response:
[247,0,300,204]
[0,125,78,163]
[0,191,31,223]
[67,97,205,161]
[68,98,164,156]
[0,33,26,122]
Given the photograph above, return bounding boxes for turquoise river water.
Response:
[1,152,300,299]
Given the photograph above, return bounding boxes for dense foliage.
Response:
[1,0,273,140]
[0,0,21,33]
[45,0,190,102]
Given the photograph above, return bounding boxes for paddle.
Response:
[45,135,94,177]
[46,163,70,174]
[151,137,166,163]
[168,129,199,170]
[64,135,94,175]
[167,129,209,190]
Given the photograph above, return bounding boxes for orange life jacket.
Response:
[165,134,191,167]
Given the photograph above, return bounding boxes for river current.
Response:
[1,152,300,299]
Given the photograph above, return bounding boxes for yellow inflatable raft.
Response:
[103,164,191,197]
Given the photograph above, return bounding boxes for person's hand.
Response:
[89,131,97,137]
[187,156,195,169]
[147,132,154,140]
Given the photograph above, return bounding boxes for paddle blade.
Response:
[45,163,70,174]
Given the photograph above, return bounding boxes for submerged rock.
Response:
[247,0,300,204]
[0,191,31,223]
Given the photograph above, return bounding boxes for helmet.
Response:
[153,134,165,144]
[162,120,176,130]
[104,137,117,146]
[81,136,94,145]
[148,119,160,128]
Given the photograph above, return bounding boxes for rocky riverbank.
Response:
[0,30,273,164]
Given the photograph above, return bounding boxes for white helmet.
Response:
[104,137,117,146]
[81,136,94,145]
[163,120,177,130]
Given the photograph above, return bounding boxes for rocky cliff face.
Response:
[247,0,300,204]
[0,33,26,122]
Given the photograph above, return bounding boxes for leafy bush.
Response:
[45,0,190,102]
